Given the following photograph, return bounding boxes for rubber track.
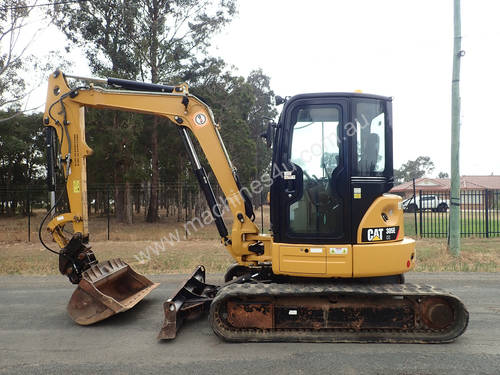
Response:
[209,282,469,343]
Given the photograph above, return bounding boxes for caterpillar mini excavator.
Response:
[41,70,468,343]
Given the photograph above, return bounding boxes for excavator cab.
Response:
[270,93,393,246]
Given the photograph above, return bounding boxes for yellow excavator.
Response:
[41,70,468,343]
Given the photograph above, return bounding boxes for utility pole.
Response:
[449,0,463,256]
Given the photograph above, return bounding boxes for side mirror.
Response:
[260,121,275,148]
[275,95,287,106]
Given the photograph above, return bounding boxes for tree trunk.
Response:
[146,1,161,222]
[112,113,125,222]
[177,170,183,222]
[135,187,141,213]
[114,183,124,220]
[187,190,192,219]
[147,116,160,222]
[124,181,133,224]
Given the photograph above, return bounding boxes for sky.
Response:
[23,0,500,176]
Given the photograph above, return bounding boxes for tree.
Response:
[0,0,30,110]
[246,69,277,187]
[50,1,280,224]
[438,172,449,179]
[395,156,435,184]
[0,111,44,215]
[131,0,237,222]
[58,0,238,221]
[186,60,275,187]
[0,1,61,119]
[55,1,139,78]
[55,1,146,224]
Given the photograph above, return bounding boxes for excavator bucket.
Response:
[67,258,159,325]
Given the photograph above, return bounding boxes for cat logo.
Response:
[367,228,383,241]
[361,226,400,242]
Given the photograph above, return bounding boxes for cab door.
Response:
[271,96,351,245]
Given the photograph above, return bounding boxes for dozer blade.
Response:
[158,265,218,340]
[67,258,159,325]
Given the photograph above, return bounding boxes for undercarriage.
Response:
[158,266,469,343]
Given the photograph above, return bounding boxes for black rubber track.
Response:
[209,282,469,343]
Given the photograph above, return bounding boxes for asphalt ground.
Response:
[0,272,499,374]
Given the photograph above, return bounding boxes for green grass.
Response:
[413,238,499,272]
[404,213,500,237]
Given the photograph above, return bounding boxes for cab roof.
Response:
[286,92,392,103]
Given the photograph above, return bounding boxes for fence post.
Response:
[260,189,264,233]
[484,189,489,238]
[107,186,110,241]
[412,178,418,236]
[419,190,423,238]
[27,186,31,242]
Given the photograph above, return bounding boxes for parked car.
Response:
[402,195,449,212]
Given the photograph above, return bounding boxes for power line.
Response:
[1,0,89,11]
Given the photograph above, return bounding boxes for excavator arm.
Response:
[42,70,271,326]
[43,70,269,281]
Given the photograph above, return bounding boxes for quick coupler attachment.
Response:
[158,265,218,340]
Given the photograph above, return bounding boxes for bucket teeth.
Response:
[82,259,128,283]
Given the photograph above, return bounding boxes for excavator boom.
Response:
[42,70,260,325]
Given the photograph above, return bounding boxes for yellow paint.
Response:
[353,237,415,277]
[272,242,352,277]
[326,245,352,277]
[279,246,326,274]
[357,194,405,243]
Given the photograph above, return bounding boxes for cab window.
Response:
[288,105,343,236]
[353,100,386,176]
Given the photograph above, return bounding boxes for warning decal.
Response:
[329,247,348,255]
[73,180,80,193]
